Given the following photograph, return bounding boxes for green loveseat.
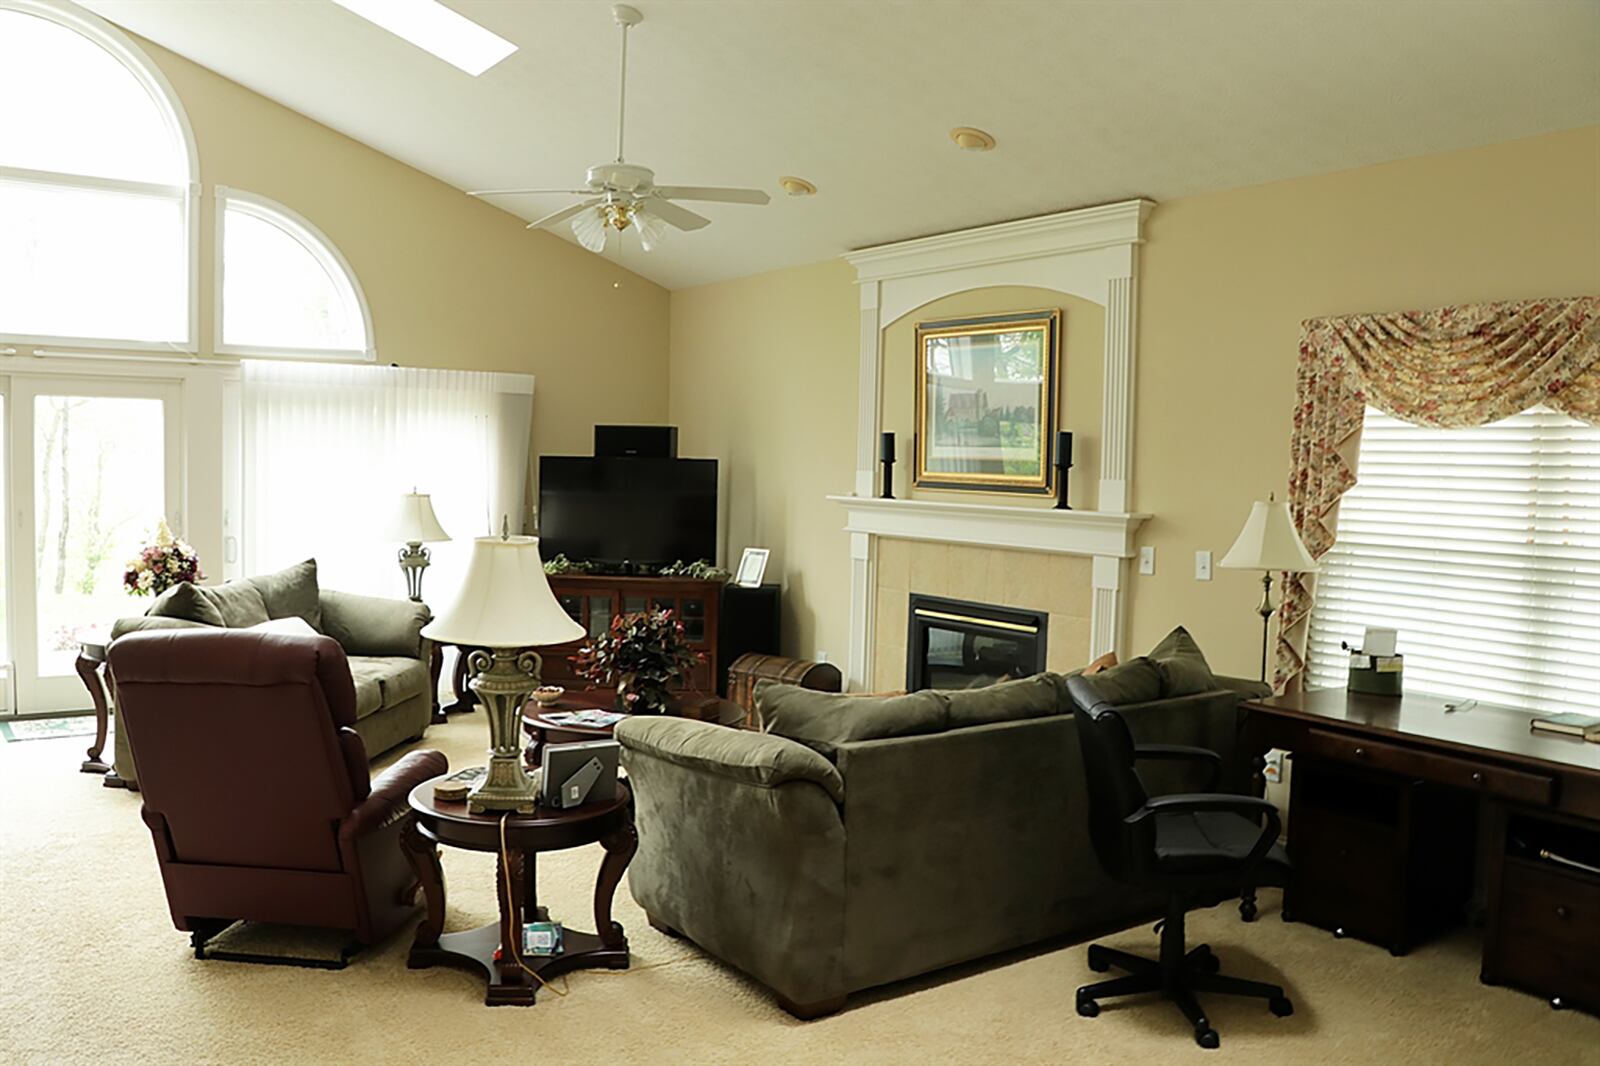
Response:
[107,560,436,787]
[617,637,1269,1018]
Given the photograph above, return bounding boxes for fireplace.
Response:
[906,593,1048,691]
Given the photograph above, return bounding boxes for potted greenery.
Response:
[571,608,704,714]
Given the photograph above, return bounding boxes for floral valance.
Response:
[1276,296,1600,690]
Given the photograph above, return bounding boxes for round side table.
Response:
[401,775,636,1006]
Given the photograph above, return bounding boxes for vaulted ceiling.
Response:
[84,0,1600,289]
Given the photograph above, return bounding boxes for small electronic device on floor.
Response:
[523,921,564,956]
[540,739,620,809]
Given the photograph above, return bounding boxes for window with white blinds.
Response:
[1307,406,1600,715]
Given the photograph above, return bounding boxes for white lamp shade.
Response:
[420,535,585,648]
[1219,499,1318,573]
[387,492,450,543]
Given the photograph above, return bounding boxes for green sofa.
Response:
[617,637,1269,1018]
[107,560,436,787]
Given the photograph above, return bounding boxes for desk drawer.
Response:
[1493,857,1600,1010]
[1303,728,1555,806]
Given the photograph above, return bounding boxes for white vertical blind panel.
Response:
[1307,407,1600,715]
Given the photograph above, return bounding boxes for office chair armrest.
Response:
[1131,793,1283,868]
[1133,744,1222,791]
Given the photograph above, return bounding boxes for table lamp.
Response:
[387,492,451,602]
[1219,494,1318,683]
[421,527,584,813]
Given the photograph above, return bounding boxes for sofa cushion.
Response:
[248,559,321,630]
[146,582,225,627]
[945,674,1066,728]
[756,682,949,760]
[320,589,428,658]
[247,616,319,637]
[345,657,388,718]
[1149,625,1220,697]
[371,656,429,707]
[616,716,845,803]
[1086,656,1163,706]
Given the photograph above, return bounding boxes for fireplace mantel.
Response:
[827,495,1148,560]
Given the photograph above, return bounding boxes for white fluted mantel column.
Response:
[1098,271,1138,515]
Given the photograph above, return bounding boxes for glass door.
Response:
[9,377,181,713]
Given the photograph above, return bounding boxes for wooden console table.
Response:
[1241,688,1600,1013]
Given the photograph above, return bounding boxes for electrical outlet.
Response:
[1195,550,1213,581]
[1138,546,1155,575]
[815,650,828,664]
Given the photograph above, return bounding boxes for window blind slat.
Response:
[1307,407,1600,717]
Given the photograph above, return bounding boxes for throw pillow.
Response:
[248,559,321,630]
[247,616,319,638]
[1084,651,1118,675]
[756,682,949,760]
[146,582,224,627]
[1149,625,1220,697]
[946,673,1066,727]
[1083,656,1163,706]
[196,581,270,629]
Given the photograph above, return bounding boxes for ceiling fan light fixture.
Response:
[950,126,996,152]
[633,205,668,252]
[778,176,817,197]
[571,207,608,252]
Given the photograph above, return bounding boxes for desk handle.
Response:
[1353,746,1366,758]
[1471,772,1485,785]
[1555,905,1571,921]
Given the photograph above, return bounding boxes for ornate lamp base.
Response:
[399,542,430,603]
[466,648,544,814]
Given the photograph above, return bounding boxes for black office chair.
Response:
[1067,675,1294,1049]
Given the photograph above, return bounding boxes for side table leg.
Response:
[429,644,446,724]
[401,819,445,958]
[496,848,532,994]
[594,817,638,951]
[444,645,478,715]
[76,655,111,774]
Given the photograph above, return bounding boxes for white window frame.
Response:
[214,187,376,362]
[0,0,201,354]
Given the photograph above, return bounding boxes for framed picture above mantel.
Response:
[914,309,1060,495]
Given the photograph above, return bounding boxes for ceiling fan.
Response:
[468,3,769,253]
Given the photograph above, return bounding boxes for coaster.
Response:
[433,779,471,802]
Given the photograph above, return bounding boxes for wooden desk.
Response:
[1241,688,1600,1013]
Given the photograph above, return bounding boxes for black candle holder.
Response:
[880,430,896,500]
[1054,431,1073,510]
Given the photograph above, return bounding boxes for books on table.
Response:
[543,708,627,729]
[1530,712,1600,742]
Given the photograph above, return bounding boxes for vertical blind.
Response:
[1307,406,1600,715]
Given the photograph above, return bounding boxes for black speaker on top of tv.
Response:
[595,424,678,458]
[717,583,781,695]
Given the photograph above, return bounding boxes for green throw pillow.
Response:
[946,673,1067,727]
[146,582,224,627]
[248,559,321,630]
[1148,625,1220,697]
[756,682,949,760]
[1084,657,1163,706]
[196,581,270,628]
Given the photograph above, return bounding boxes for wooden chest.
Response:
[726,653,842,729]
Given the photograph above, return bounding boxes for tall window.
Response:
[217,188,373,359]
[1307,407,1600,715]
[0,0,197,350]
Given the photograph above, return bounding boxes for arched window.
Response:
[0,0,198,350]
[216,188,374,359]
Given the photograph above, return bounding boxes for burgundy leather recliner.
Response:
[109,628,448,963]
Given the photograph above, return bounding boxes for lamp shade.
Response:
[1219,499,1318,573]
[420,535,584,648]
[386,492,450,543]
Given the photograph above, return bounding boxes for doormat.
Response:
[0,716,100,742]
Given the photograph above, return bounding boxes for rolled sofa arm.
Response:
[1215,674,1273,701]
[319,589,431,659]
[109,615,211,641]
[615,717,843,803]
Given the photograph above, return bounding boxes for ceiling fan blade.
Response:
[526,198,603,229]
[646,197,712,231]
[652,185,770,205]
[468,188,595,197]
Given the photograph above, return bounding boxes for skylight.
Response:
[331,0,516,76]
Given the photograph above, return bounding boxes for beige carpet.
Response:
[3,712,1596,1066]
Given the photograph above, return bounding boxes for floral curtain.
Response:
[1276,296,1600,690]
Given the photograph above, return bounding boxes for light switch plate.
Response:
[1138,546,1156,575]
[1195,550,1213,581]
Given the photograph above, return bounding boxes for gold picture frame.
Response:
[914,309,1060,494]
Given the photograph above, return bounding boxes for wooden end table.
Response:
[401,774,636,1006]
[76,636,113,777]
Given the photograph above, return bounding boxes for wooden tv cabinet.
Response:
[540,575,723,699]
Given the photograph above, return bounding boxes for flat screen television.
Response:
[538,456,718,566]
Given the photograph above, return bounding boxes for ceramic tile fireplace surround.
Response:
[831,201,1153,691]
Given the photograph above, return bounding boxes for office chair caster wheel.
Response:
[1075,992,1100,1018]
[1239,899,1258,922]
[1194,1026,1220,1049]
[1269,996,1294,1017]
[1086,945,1112,972]
[1192,945,1220,973]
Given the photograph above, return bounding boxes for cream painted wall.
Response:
[136,36,670,464]
[879,288,1104,510]
[668,125,1600,675]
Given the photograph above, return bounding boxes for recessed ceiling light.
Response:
[331,0,517,76]
[778,176,817,197]
[950,127,996,151]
